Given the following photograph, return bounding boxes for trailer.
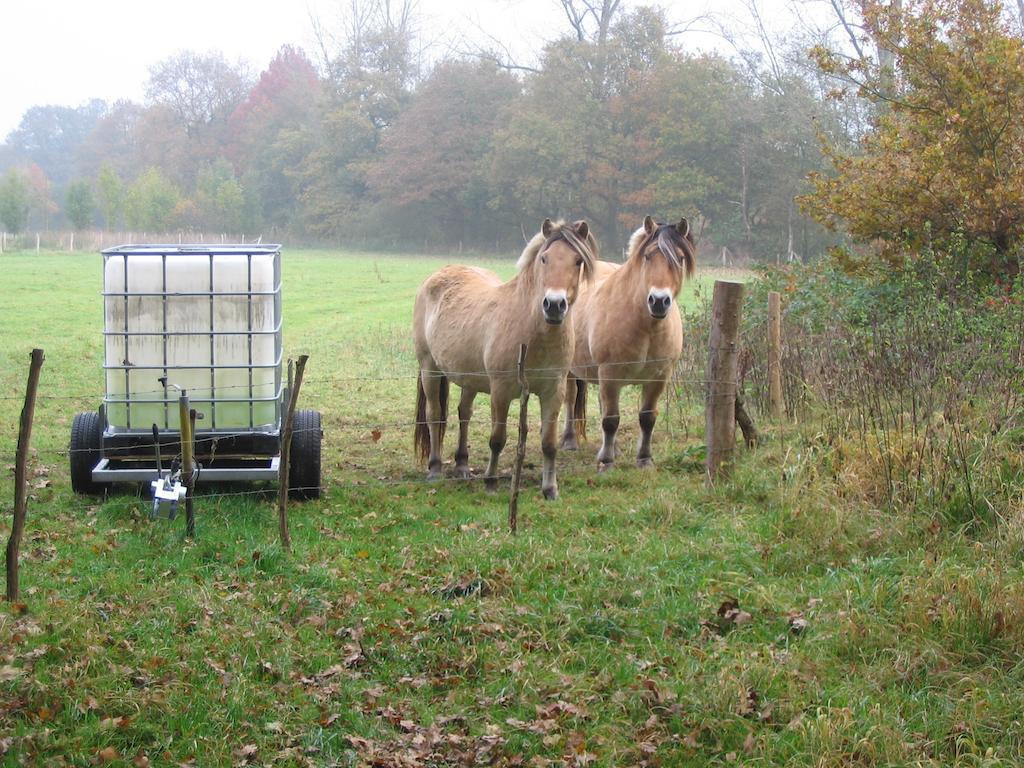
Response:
[69,244,322,499]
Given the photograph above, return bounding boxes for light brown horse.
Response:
[561,216,695,469]
[414,220,597,499]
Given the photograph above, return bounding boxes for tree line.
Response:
[1,0,1022,271]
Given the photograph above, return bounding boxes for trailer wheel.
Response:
[289,409,322,500]
[70,411,108,495]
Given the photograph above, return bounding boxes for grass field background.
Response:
[1,248,1023,766]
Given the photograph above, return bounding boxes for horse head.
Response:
[627,215,697,320]
[518,219,597,325]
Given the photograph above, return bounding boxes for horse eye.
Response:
[540,254,547,264]
[575,257,583,267]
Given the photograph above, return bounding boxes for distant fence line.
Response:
[0,230,262,253]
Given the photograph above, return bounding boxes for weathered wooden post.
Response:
[768,291,784,419]
[706,281,744,485]
[6,349,44,602]
[178,391,196,539]
[509,344,529,535]
[278,354,309,551]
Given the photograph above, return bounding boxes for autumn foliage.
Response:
[804,0,1024,274]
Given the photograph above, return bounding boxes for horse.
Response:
[413,219,597,499]
[560,215,696,470]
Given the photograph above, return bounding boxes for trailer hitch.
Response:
[149,423,186,519]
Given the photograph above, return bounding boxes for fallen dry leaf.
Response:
[0,666,23,682]
[97,746,121,763]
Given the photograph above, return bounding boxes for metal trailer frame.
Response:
[91,244,286,484]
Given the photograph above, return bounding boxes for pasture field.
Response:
[1,249,1024,766]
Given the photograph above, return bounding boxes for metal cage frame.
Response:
[93,244,285,483]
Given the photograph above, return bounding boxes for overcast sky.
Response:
[0,0,786,140]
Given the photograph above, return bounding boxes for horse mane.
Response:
[516,220,598,279]
[627,221,696,279]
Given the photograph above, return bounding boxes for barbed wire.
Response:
[0,359,758,404]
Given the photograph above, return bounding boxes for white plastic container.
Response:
[102,246,281,431]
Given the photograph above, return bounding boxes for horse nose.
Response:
[542,292,569,324]
[647,290,672,319]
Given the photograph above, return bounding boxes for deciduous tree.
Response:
[124,167,180,231]
[0,169,30,234]
[804,0,1024,275]
[65,180,95,230]
[96,164,125,231]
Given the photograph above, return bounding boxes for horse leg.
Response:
[421,369,446,480]
[596,374,621,472]
[559,375,579,451]
[540,388,563,500]
[454,387,476,480]
[484,389,513,493]
[637,377,667,469]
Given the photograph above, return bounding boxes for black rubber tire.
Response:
[70,411,107,495]
[289,409,322,500]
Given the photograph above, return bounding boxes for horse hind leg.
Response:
[637,378,668,469]
[419,369,449,480]
[454,387,476,480]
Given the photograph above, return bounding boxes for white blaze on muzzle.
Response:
[542,289,569,324]
[647,288,673,317]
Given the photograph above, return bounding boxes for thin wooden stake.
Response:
[508,344,529,535]
[278,354,309,551]
[768,291,784,419]
[6,348,44,602]
[735,392,760,448]
[178,393,196,539]
[705,281,744,486]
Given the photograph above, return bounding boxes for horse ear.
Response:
[644,215,656,235]
[573,220,589,240]
[542,218,554,238]
[676,218,690,239]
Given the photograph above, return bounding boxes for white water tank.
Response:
[102,245,282,431]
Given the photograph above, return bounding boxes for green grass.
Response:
[2,249,1024,766]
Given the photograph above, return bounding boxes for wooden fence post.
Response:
[508,344,529,534]
[6,349,45,603]
[706,281,744,486]
[178,392,196,539]
[278,355,309,551]
[768,291,784,419]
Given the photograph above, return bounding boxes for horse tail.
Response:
[573,377,588,442]
[414,372,449,462]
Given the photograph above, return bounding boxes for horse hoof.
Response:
[560,437,579,451]
[454,467,473,480]
[637,458,655,469]
[426,469,442,482]
[484,478,498,494]
[542,486,559,501]
[597,461,614,473]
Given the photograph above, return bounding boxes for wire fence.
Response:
[0,359,751,403]
[0,346,757,526]
[1,357,757,458]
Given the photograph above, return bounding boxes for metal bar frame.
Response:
[92,457,281,483]
[100,244,283,439]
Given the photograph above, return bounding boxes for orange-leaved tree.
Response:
[803,0,1024,276]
